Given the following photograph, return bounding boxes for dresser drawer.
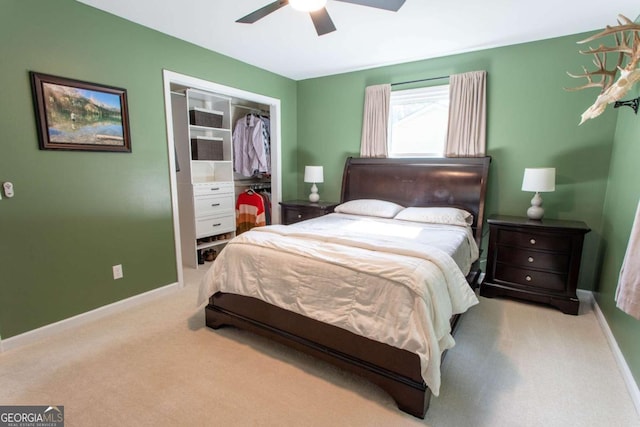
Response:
[496,229,571,252]
[193,182,234,196]
[194,194,234,217]
[195,214,235,238]
[496,246,570,273]
[495,264,567,292]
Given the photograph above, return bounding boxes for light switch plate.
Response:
[2,182,14,198]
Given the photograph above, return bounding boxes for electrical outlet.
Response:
[112,264,123,280]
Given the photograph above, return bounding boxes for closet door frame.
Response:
[162,70,282,287]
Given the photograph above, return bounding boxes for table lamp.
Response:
[304,165,324,202]
[522,167,555,220]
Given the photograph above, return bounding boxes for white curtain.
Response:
[360,84,390,158]
[445,71,487,157]
[616,199,640,320]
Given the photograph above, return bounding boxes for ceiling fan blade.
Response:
[310,8,336,36]
[333,0,406,12]
[236,1,289,24]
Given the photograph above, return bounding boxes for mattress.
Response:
[198,213,480,395]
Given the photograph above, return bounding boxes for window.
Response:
[388,85,449,157]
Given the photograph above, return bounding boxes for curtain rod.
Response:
[391,75,449,87]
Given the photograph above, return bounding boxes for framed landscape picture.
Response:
[30,72,131,152]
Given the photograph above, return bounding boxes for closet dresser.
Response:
[172,89,235,268]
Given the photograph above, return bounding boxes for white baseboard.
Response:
[578,289,640,417]
[477,272,486,286]
[1,281,180,353]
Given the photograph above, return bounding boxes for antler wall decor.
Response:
[566,14,640,124]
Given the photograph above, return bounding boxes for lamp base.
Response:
[308,183,320,203]
[526,192,544,220]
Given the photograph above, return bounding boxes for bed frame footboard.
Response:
[206,293,431,418]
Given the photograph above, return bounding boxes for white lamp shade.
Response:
[304,166,324,183]
[289,0,327,12]
[522,168,556,192]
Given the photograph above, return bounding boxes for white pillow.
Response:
[334,199,405,218]
[394,207,473,226]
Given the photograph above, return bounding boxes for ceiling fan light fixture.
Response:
[289,0,327,12]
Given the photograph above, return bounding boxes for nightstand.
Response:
[279,200,339,225]
[480,215,590,315]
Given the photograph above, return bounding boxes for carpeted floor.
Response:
[0,266,638,426]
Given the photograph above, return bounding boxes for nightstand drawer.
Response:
[495,264,567,292]
[280,200,339,225]
[497,229,571,252]
[496,246,570,273]
[283,207,323,224]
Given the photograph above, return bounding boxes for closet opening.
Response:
[162,70,282,286]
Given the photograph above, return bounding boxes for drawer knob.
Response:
[525,275,532,282]
[297,214,302,218]
[212,223,221,227]
[530,238,536,245]
[211,203,220,207]
[528,256,534,263]
[210,188,219,191]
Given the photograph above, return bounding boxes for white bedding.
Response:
[198,213,480,395]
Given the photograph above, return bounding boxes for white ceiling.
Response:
[77,0,639,80]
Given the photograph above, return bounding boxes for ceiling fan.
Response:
[236,0,406,36]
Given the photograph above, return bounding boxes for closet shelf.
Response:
[192,159,232,163]
[189,124,230,133]
[190,135,223,141]
[196,238,232,250]
[188,88,231,103]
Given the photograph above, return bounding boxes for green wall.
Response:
[0,0,297,338]
[296,26,640,390]
[2,0,638,396]
[297,33,618,294]
[597,82,640,384]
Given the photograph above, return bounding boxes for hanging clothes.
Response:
[260,190,272,225]
[615,199,640,319]
[233,114,269,177]
[236,190,266,235]
[260,115,271,175]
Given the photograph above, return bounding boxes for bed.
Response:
[199,156,490,418]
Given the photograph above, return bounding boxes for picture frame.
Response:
[30,71,131,152]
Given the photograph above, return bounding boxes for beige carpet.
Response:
[1,266,638,427]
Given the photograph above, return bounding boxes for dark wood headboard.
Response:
[340,156,491,246]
